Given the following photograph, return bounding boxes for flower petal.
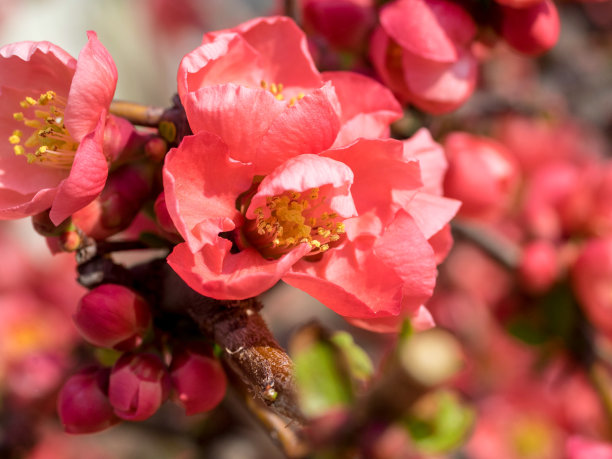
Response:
[65,31,118,143]
[49,113,108,225]
[380,0,475,63]
[401,128,448,195]
[0,41,75,95]
[168,239,310,300]
[246,154,356,219]
[163,131,254,253]
[253,83,341,173]
[323,138,422,225]
[322,71,402,145]
[183,84,287,165]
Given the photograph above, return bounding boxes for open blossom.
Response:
[177,16,402,151]
[0,31,118,225]
[164,127,459,332]
[370,0,478,114]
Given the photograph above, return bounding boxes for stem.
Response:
[284,0,297,22]
[110,100,165,127]
[451,220,522,270]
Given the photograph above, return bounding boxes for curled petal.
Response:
[65,31,118,142]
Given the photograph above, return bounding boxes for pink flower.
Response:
[567,436,612,459]
[0,31,118,225]
[177,16,402,151]
[370,0,478,114]
[164,122,459,331]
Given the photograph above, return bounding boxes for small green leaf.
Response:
[330,331,373,383]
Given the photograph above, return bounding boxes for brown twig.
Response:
[110,100,165,127]
[284,0,297,22]
[451,220,522,270]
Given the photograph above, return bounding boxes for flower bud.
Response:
[170,344,227,415]
[154,192,179,236]
[443,132,519,220]
[518,240,559,294]
[499,0,560,56]
[57,367,119,434]
[73,284,151,351]
[108,352,170,421]
[72,164,152,240]
[31,210,72,237]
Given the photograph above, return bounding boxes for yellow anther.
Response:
[330,234,340,242]
[288,97,296,107]
[36,146,48,156]
[25,96,37,106]
[277,83,284,92]
[24,119,41,129]
[9,135,21,144]
[35,110,50,119]
[13,112,24,121]
[275,94,285,101]
[270,83,278,94]
[260,80,268,89]
[336,223,345,233]
[310,188,319,200]
[311,240,321,248]
[298,92,305,99]
[320,244,329,252]
[14,145,24,155]
[289,191,300,200]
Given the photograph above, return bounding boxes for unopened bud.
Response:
[60,230,81,252]
[57,367,119,434]
[74,284,152,351]
[145,137,168,163]
[154,192,179,236]
[109,353,170,421]
[499,0,560,56]
[170,344,227,415]
[72,164,152,239]
[518,240,559,294]
[32,210,72,237]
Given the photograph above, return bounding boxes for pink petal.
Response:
[407,193,461,240]
[0,41,75,95]
[284,238,405,318]
[401,128,448,195]
[428,224,454,264]
[252,83,341,173]
[168,239,310,300]
[183,84,287,165]
[178,33,263,102]
[247,154,356,219]
[0,86,68,195]
[163,131,254,253]
[380,0,476,63]
[0,187,58,220]
[65,31,118,143]
[323,138,422,225]
[232,16,323,90]
[401,48,478,114]
[346,305,435,333]
[322,71,402,145]
[49,113,108,225]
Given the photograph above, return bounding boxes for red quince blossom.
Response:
[164,124,459,332]
[177,16,402,153]
[0,31,118,225]
[370,0,478,114]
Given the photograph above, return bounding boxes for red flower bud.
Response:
[72,164,152,239]
[170,344,227,415]
[57,367,119,434]
[154,192,179,236]
[108,353,170,421]
[499,0,560,56]
[518,240,559,294]
[443,132,519,220]
[74,284,151,351]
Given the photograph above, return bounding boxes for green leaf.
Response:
[293,340,353,418]
[330,331,373,383]
[404,390,475,453]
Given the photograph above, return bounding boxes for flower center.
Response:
[260,80,305,107]
[242,186,346,259]
[8,90,78,169]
